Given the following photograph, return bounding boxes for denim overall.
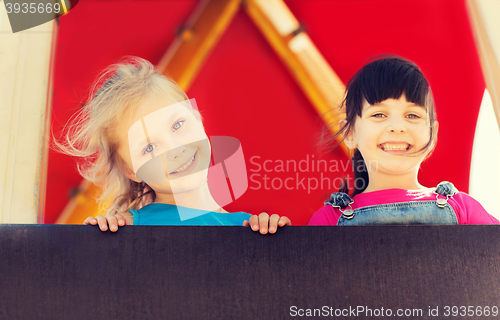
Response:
[325,181,459,225]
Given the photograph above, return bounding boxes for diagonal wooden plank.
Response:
[55,179,102,225]
[157,0,241,90]
[244,0,349,156]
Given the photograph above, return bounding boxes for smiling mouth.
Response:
[170,153,196,174]
[378,143,412,151]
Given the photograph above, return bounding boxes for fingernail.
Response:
[261,228,267,233]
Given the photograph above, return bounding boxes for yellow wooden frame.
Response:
[0,4,56,223]
[244,0,347,155]
[157,0,241,90]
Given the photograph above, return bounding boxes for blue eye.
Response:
[143,144,156,155]
[173,120,184,131]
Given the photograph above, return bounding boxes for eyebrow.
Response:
[149,106,185,123]
[163,109,184,122]
[133,138,150,150]
[365,103,426,109]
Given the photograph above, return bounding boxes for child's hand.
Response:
[83,213,130,232]
[243,212,291,234]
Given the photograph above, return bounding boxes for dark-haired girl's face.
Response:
[346,94,436,178]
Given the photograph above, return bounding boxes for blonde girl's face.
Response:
[116,97,211,194]
[345,94,437,176]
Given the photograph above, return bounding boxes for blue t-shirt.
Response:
[129,203,251,226]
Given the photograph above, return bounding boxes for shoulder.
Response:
[129,203,173,215]
[448,192,499,224]
[433,181,498,224]
[427,181,497,224]
[129,203,179,225]
[224,211,252,219]
[308,192,348,225]
[131,204,252,226]
[183,210,251,226]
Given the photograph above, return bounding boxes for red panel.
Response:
[48,1,198,223]
[284,0,484,191]
[47,0,484,225]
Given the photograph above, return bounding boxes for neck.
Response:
[362,169,427,193]
[153,182,222,212]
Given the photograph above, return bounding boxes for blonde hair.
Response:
[54,56,191,215]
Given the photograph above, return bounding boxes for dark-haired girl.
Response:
[309,57,498,225]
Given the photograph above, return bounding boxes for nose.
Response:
[386,116,407,133]
[166,143,186,161]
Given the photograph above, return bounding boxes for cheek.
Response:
[187,122,208,141]
[196,139,212,161]
[416,124,432,144]
[117,147,133,170]
[128,148,153,173]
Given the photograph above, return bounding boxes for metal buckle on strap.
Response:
[434,193,450,208]
[340,204,355,219]
[433,182,458,208]
[326,193,355,219]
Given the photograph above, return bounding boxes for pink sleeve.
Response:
[451,192,499,225]
[308,205,341,225]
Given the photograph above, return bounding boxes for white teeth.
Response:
[172,155,195,173]
[381,143,410,151]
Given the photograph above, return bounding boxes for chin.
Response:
[169,169,208,194]
[378,163,420,176]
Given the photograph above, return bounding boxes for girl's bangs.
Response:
[358,60,429,109]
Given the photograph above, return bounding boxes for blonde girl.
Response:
[56,57,290,233]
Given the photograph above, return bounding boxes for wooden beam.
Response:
[244,0,348,156]
[466,0,500,130]
[56,180,102,225]
[0,6,56,223]
[157,0,241,90]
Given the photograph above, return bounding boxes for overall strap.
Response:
[433,181,459,208]
[325,193,355,219]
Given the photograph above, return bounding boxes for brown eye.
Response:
[407,114,420,119]
[371,113,385,118]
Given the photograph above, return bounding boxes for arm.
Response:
[452,192,499,225]
[308,205,340,226]
[83,211,134,232]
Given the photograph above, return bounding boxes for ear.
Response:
[434,120,439,135]
[339,119,357,150]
